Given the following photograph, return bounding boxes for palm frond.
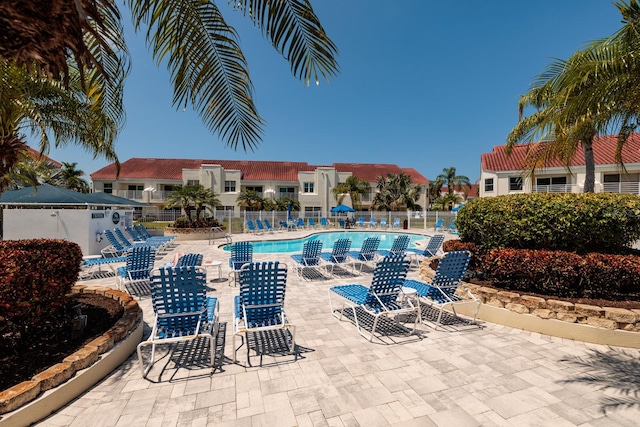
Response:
[129,0,264,151]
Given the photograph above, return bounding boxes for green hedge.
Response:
[0,239,82,341]
[456,193,640,253]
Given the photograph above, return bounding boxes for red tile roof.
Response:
[26,146,62,168]
[481,133,640,172]
[91,158,428,184]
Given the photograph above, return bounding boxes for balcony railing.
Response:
[602,182,640,194]
[532,184,578,194]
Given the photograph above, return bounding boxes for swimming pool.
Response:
[224,231,428,254]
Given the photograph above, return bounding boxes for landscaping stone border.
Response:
[418,262,640,348]
[0,286,143,426]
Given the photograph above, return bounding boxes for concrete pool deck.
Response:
[32,229,640,426]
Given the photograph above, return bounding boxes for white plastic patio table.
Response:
[203,260,222,282]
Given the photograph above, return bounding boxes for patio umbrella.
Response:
[330,203,355,213]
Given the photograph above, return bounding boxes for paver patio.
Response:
[36,230,640,426]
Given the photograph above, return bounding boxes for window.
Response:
[103,183,113,194]
[128,185,143,191]
[484,178,494,192]
[224,181,236,192]
[163,185,176,191]
[245,186,263,192]
[509,177,523,191]
[279,187,295,197]
[303,182,314,193]
[186,180,199,186]
[537,177,567,186]
[305,207,321,213]
[604,174,620,183]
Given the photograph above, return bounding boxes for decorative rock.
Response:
[574,303,603,318]
[604,307,638,324]
[486,299,504,308]
[520,295,546,309]
[31,362,75,391]
[85,335,115,354]
[497,291,521,303]
[0,381,41,414]
[532,309,555,319]
[63,347,99,371]
[555,313,578,323]
[546,299,575,312]
[586,317,618,329]
[505,303,530,314]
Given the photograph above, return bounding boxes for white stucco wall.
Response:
[3,208,133,256]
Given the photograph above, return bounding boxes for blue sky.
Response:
[45,0,625,183]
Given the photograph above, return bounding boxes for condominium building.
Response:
[90,158,429,216]
[479,133,640,197]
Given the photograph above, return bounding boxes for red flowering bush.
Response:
[0,239,82,340]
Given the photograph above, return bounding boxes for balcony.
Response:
[532,184,578,194]
[602,182,640,195]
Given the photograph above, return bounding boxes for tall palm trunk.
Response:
[582,137,595,193]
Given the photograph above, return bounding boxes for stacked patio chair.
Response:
[228,241,253,286]
[137,266,218,377]
[320,238,352,275]
[406,234,445,267]
[114,227,165,253]
[233,261,295,362]
[102,229,133,257]
[376,234,411,258]
[402,250,479,328]
[347,236,381,273]
[245,220,259,234]
[328,254,418,342]
[290,240,323,279]
[116,245,156,291]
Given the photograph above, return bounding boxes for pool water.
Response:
[224,231,427,254]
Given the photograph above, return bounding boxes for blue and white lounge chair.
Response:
[348,237,381,272]
[403,250,479,328]
[175,253,204,266]
[137,266,218,377]
[116,245,156,291]
[135,224,176,246]
[376,234,411,258]
[392,218,401,229]
[102,229,130,257]
[290,240,323,279]
[358,217,365,228]
[114,227,163,251]
[81,255,126,279]
[406,234,445,267]
[256,219,270,233]
[228,242,253,285]
[263,219,275,232]
[433,218,444,231]
[246,220,259,234]
[320,238,352,275]
[320,217,329,228]
[379,217,388,228]
[296,218,305,229]
[308,217,319,228]
[233,261,295,362]
[448,221,459,235]
[368,217,377,228]
[328,254,417,341]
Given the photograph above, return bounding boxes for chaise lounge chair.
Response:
[402,250,479,328]
[233,261,295,362]
[137,266,218,377]
[328,254,418,341]
[290,240,323,279]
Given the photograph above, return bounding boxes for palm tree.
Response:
[371,173,420,211]
[427,178,444,209]
[236,189,265,211]
[1,0,339,152]
[275,197,300,212]
[164,184,200,221]
[1,155,58,191]
[53,162,90,193]
[192,185,221,219]
[0,61,120,193]
[331,175,370,210]
[506,1,640,193]
[436,167,471,196]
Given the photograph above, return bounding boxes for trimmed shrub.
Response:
[456,193,640,253]
[0,239,82,340]
[482,247,640,300]
[172,216,221,228]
